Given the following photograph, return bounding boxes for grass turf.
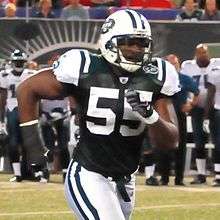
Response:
[1,173,220,220]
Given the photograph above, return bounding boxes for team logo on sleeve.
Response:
[53,60,60,69]
[143,64,158,75]
[101,19,115,34]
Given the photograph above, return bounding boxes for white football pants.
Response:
[65,160,136,220]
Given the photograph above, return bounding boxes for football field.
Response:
[1,173,220,220]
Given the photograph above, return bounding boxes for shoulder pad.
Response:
[53,49,91,86]
[0,70,8,77]
[182,60,194,65]
[210,58,220,64]
[160,60,181,96]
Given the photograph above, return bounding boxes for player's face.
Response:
[13,60,26,68]
[195,47,210,67]
[117,37,147,62]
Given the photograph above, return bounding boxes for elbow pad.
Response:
[20,120,47,167]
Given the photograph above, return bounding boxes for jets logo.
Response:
[101,19,115,34]
[53,60,60,69]
[119,77,129,84]
[143,64,159,75]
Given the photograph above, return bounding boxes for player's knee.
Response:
[121,201,134,220]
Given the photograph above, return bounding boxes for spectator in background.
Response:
[200,0,220,20]
[0,0,12,7]
[90,0,120,7]
[60,0,89,20]
[175,0,203,21]
[181,44,220,184]
[16,0,32,7]
[4,2,16,17]
[34,0,55,18]
[198,0,220,9]
[158,54,199,186]
[51,0,64,9]
[124,0,174,8]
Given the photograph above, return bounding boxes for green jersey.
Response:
[53,49,180,178]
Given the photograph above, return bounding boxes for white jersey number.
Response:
[86,87,153,136]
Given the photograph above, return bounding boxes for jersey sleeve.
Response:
[207,68,220,86]
[183,74,200,95]
[180,60,193,77]
[53,49,91,86]
[160,60,181,96]
[0,70,8,89]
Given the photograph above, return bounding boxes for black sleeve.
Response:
[61,82,79,96]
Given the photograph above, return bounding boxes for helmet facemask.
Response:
[10,49,27,74]
[116,35,152,72]
[11,60,26,73]
[102,34,153,72]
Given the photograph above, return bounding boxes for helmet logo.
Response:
[53,60,60,69]
[143,64,158,75]
[101,19,115,34]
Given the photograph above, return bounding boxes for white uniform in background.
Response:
[181,58,220,181]
[0,68,33,181]
[181,58,220,108]
[0,68,31,111]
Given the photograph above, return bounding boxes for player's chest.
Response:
[80,73,160,117]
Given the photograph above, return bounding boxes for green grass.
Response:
[1,173,220,220]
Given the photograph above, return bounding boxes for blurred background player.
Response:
[204,63,220,186]
[158,54,199,185]
[0,49,28,182]
[0,49,48,183]
[39,98,71,182]
[141,132,159,186]
[181,44,220,184]
[0,49,44,182]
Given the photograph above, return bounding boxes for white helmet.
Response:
[10,49,27,73]
[99,9,153,72]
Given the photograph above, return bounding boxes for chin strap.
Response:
[118,50,141,72]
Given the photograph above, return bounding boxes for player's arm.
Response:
[17,69,67,123]
[149,97,178,149]
[204,82,215,119]
[0,88,7,123]
[16,68,71,169]
[147,59,180,149]
[126,60,179,149]
[125,90,178,149]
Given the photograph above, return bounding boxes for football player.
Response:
[181,44,220,184]
[0,49,28,182]
[39,98,70,182]
[0,50,48,183]
[17,10,180,220]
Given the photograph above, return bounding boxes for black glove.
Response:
[125,89,159,124]
[31,163,49,183]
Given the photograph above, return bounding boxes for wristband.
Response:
[134,109,159,125]
[20,120,46,167]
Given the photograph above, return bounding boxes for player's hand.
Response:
[125,89,159,124]
[203,119,210,133]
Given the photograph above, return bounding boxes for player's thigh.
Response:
[65,160,125,220]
